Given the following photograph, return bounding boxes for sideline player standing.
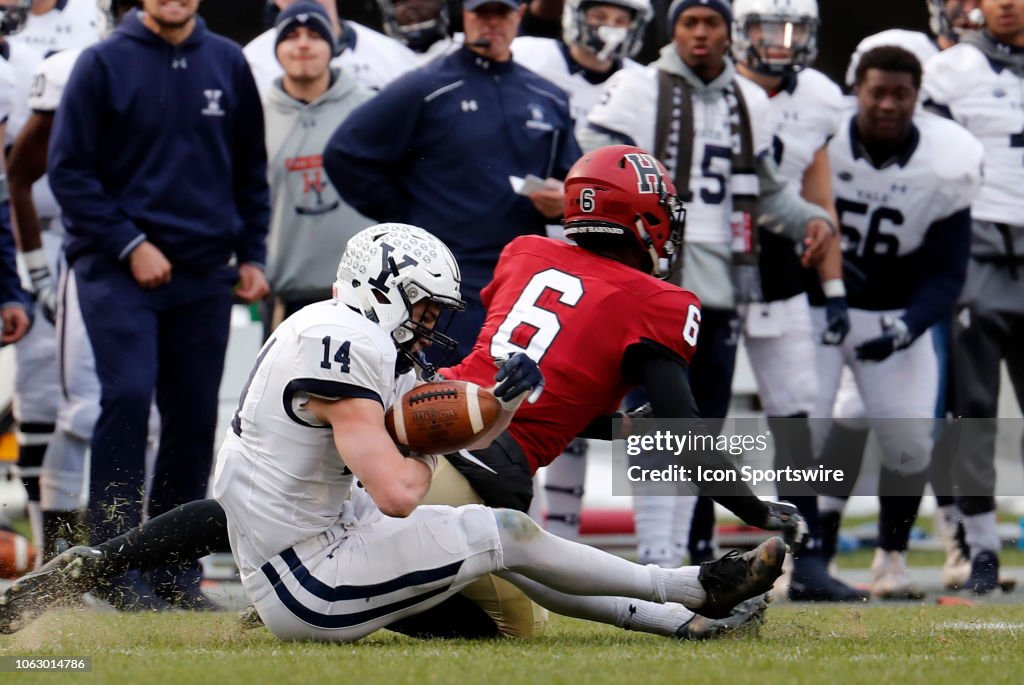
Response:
[813,46,982,599]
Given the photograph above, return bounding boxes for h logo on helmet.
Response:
[368,242,419,293]
[623,152,662,194]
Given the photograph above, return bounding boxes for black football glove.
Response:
[821,296,850,346]
[761,500,807,549]
[854,315,912,362]
[493,352,544,410]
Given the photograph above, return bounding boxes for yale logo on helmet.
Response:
[623,152,662,194]
[368,242,419,293]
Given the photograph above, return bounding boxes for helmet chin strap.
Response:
[634,216,661,276]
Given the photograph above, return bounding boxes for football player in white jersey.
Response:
[814,46,982,599]
[730,0,863,603]
[245,0,417,98]
[581,0,835,572]
[509,0,650,542]
[0,222,788,642]
[376,0,462,62]
[922,0,1024,595]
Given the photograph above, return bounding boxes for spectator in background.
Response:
[376,0,461,61]
[923,0,1024,595]
[245,0,417,97]
[323,0,580,364]
[47,0,269,608]
[262,2,376,336]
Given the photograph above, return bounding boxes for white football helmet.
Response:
[732,0,819,75]
[0,0,30,36]
[334,224,465,372]
[562,0,653,61]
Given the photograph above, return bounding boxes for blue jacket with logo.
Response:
[324,45,581,297]
[49,11,269,270]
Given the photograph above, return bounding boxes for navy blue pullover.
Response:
[324,45,581,297]
[48,11,269,270]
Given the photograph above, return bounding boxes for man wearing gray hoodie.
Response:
[264,1,375,333]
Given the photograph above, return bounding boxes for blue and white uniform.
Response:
[814,112,982,474]
[213,301,503,642]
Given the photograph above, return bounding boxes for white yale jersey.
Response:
[766,68,843,183]
[511,36,641,136]
[829,112,982,311]
[213,301,416,578]
[585,66,771,244]
[923,43,1024,225]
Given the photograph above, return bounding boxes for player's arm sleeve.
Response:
[47,50,143,260]
[921,54,955,120]
[231,56,270,267]
[628,345,771,527]
[901,207,971,340]
[577,72,640,152]
[755,152,834,242]
[284,330,389,427]
[323,75,422,223]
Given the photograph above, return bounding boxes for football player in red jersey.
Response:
[413,145,805,639]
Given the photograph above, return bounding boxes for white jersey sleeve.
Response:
[8,0,104,56]
[243,29,280,102]
[337,21,417,92]
[918,113,984,218]
[579,65,657,152]
[27,48,82,112]
[0,59,14,124]
[766,68,844,182]
[923,43,1023,224]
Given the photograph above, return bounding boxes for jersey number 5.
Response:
[490,269,584,362]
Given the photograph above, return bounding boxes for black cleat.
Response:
[697,537,786,619]
[676,593,771,641]
[0,546,104,634]
[963,551,1000,596]
[789,556,868,603]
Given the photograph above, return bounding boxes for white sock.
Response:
[818,496,847,515]
[634,495,676,566]
[670,495,697,565]
[501,572,695,637]
[962,511,1000,558]
[542,442,587,541]
[495,509,704,607]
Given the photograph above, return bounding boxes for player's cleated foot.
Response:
[963,551,1000,595]
[697,537,786,619]
[870,549,924,601]
[238,604,266,630]
[789,555,868,603]
[676,593,771,641]
[0,546,104,634]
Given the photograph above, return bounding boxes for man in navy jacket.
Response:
[47,0,269,608]
[324,0,581,363]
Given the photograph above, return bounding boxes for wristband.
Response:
[822,279,846,298]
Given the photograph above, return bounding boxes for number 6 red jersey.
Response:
[442,235,700,472]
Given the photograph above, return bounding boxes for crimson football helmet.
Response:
[563,145,685,278]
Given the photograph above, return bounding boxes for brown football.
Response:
[385,380,502,454]
[0,530,36,579]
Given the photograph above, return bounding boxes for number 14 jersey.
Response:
[442,236,700,472]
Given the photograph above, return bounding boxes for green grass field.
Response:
[2,604,1024,685]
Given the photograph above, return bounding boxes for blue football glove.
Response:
[854,316,912,362]
[493,352,544,409]
[821,296,850,346]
